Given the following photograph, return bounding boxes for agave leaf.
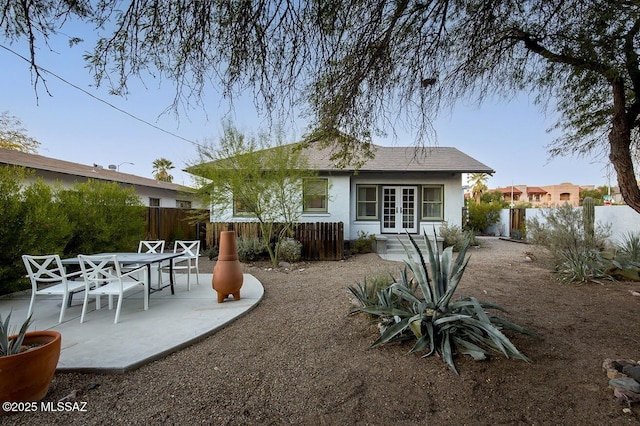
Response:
[371,316,414,347]
[359,306,414,318]
[438,246,453,298]
[401,235,433,303]
[437,255,471,310]
[453,336,489,361]
[460,317,531,361]
[409,333,431,354]
[440,331,459,374]
[409,319,423,338]
[489,316,540,338]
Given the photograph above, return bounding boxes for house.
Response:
[197,142,494,241]
[0,147,199,208]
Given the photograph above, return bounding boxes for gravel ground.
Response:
[4,237,640,425]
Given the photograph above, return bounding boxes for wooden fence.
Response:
[144,208,209,248]
[207,222,344,261]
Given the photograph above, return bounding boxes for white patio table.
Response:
[61,252,184,296]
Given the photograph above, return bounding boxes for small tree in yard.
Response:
[192,122,317,267]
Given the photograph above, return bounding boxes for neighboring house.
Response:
[0,147,199,208]
[197,142,494,240]
[492,182,625,207]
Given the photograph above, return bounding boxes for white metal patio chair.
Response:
[22,254,86,323]
[78,254,148,324]
[162,240,200,291]
[123,240,165,287]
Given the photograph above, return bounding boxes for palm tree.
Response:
[469,173,488,203]
[152,158,175,182]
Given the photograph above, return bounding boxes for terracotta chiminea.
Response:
[212,231,244,303]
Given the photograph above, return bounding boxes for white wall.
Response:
[299,175,351,236]
[499,205,640,243]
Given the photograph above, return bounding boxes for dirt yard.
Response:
[5,237,640,425]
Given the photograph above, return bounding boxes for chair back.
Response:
[173,240,200,258]
[22,254,69,289]
[78,254,124,289]
[138,240,165,254]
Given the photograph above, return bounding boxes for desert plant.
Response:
[278,238,302,263]
[583,196,595,242]
[353,231,376,254]
[204,245,219,260]
[348,272,399,320]
[466,200,502,234]
[0,312,32,357]
[616,231,640,263]
[349,230,535,374]
[554,247,611,283]
[236,237,267,262]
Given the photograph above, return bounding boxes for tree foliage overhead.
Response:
[0,111,40,153]
[3,1,640,212]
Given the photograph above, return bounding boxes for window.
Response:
[176,200,192,209]
[421,185,443,220]
[149,198,160,207]
[560,193,571,201]
[303,178,328,213]
[356,185,378,219]
[233,195,254,216]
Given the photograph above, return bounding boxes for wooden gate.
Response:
[509,208,526,233]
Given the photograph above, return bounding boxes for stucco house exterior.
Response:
[200,142,494,240]
[0,147,198,208]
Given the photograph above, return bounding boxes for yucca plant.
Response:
[0,312,33,357]
[349,230,536,374]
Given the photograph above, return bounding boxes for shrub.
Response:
[439,222,477,252]
[616,231,640,263]
[204,245,219,260]
[526,203,610,255]
[466,200,502,234]
[278,238,302,263]
[236,237,267,262]
[348,231,535,374]
[526,204,617,283]
[348,272,400,319]
[353,231,376,254]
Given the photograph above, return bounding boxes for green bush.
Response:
[353,231,376,254]
[0,169,146,295]
[526,204,617,283]
[0,168,72,294]
[58,180,145,255]
[466,200,502,234]
[277,237,302,263]
[237,237,267,262]
[348,231,535,374]
[616,231,640,263]
[439,222,477,251]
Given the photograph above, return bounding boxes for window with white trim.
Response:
[421,185,444,220]
[303,178,328,213]
[356,185,378,219]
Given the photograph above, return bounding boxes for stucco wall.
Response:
[498,205,640,243]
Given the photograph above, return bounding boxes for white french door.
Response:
[382,186,418,233]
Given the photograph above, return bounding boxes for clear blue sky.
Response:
[1,31,612,189]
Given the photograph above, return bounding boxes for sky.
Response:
[1,28,614,190]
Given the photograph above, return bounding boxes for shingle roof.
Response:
[0,147,194,191]
[300,142,494,173]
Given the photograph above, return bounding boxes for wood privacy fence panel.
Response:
[207,222,344,261]
[145,208,208,248]
[509,208,526,233]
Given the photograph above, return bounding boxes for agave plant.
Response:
[349,230,536,374]
[0,312,33,357]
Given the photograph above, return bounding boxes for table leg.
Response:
[170,259,175,295]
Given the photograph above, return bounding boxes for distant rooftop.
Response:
[0,147,194,191]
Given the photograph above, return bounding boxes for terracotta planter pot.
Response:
[0,330,61,409]
[213,231,244,303]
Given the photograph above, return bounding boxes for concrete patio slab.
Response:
[0,273,263,373]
